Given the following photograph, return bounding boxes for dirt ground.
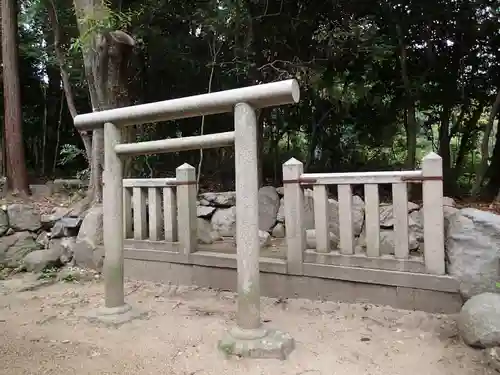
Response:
[0,273,494,375]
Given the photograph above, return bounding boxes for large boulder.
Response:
[276,198,285,223]
[446,208,500,299]
[458,293,500,348]
[23,238,75,272]
[379,202,420,228]
[276,189,364,236]
[22,248,62,272]
[7,204,41,232]
[211,206,236,237]
[356,227,420,255]
[73,204,104,270]
[258,186,280,231]
[0,231,40,268]
[327,195,365,236]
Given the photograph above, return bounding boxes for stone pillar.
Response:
[233,102,261,330]
[218,103,295,359]
[103,121,125,308]
[87,122,143,325]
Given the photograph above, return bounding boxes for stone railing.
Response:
[122,165,198,254]
[282,152,445,275]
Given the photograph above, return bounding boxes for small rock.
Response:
[484,347,500,372]
[58,237,76,264]
[276,187,284,196]
[0,210,8,236]
[36,232,50,249]
[458,293,500,348]
[271,223,286,238]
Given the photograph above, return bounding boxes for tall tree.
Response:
[1,0,29,194]
[72,0,135,202]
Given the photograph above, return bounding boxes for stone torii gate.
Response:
[74,79,300,359]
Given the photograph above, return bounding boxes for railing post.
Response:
[283,158,305,275]
[176,164,197,258]
[422,152,445,275]
[102,122,125,309]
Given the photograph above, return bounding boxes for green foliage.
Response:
[10,0,500,197]
[70,0,144,52]
[58,144,89,180]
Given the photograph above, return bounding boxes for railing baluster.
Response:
[392,183,409,259]
[338,184,354,255]
[163,186,178,242]
[364,183,380,257]
[123,187,133,239]
[148,187,163,241]
[313,185,330,253]
[133,187,147,240]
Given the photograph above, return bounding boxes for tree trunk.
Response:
[46,0,93,162]
[72,0,135,202]
[481,112,500,200]
[453,104,484,179]
[1,0,29,195]
[396,25,418,169]
[473,90,500,196]
[438,104,453,194]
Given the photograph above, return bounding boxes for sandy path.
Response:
[0,274,493,375]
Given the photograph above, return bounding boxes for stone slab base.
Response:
[219,327,295,360]
[125,259,463,314]
[85,304,146,327]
